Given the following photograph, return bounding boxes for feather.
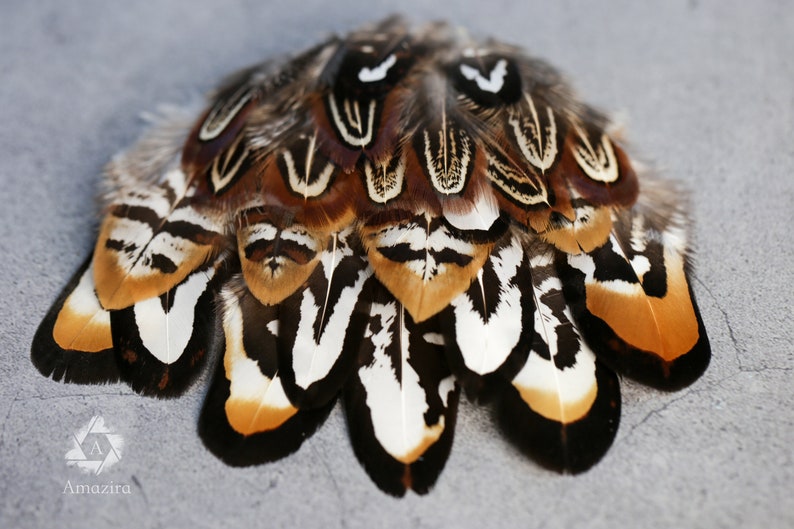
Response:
[539,201,615,255]
[181,38,341,178]
[449,51,523,108]
[507,93,564,175]
[499,241,620,472]
[237,206,327,306]
[92,166,227,310]
[344,280,459,496]
[199,282,333,466]
[478,73,566,231]
[440,190,502,234]
[314,16,415,167]
[485,139,551,217]
[32,252,227,397]
[181,65,262,174]
[560,118,639,207]
[361,210,493,322]
[111,256,227,397]
[412,108,477,197]
[360,151,407,205]
[275,228,372,408]
[438,233,534,399]
[260,134,359,231]
[31,255,119,384]
[556,181,710,389]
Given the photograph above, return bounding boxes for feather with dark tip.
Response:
[438,234,534,399]
[31,256,119,385]
[499,241,621,472]
[556,182,710,389]
[199,283,334,465]
[275,228,372,408]
[111,256,228,397]
[344,279,459,496]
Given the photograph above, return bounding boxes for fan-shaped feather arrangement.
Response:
[32,17,710,496]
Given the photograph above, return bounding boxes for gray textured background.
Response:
[2,1,792,528]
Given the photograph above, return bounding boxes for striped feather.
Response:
[361,151,407,205]
[276,228,372,408]
[506,93,564,176]
[561,119,638,207]
[93,166,227,310]
[361,211,493,322]
[441,188,504,235]
[344,280,459,496]
[315,16,414,166]
[199,283,333,465]
[237,206,327,306]
[500,241,620,472]
[539,200,614,255]
[182,65,262,173]
[259,135,358,231]
[439,233,534,399]
[413,112,477,197]
[111,256,227,397]
[557,183,710,389]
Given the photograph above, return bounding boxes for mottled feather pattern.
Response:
[31,17,710,496]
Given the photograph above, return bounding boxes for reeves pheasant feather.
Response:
[32,17,710,496]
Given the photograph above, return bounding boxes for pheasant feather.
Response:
[31,16,710,496]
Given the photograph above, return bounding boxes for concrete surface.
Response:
[1,1,792,528]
